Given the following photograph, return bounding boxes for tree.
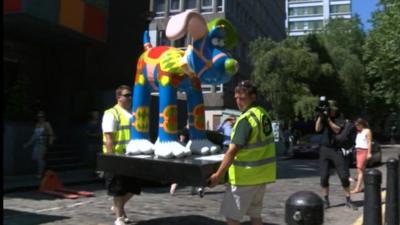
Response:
[363,0,400,108]
[318,17,368,118]
[249,38,320,122]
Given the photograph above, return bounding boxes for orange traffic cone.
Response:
[38,170,64,192]
[38,170,94,199]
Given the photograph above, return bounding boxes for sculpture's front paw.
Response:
[126,139,154,155]
[187,139,220,155]
[154,141,187,158]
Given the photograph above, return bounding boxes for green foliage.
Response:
[249,17,369,124]
[249,37,319,121]
[363,0,400,108]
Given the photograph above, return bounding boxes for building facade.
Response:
[148,0,286,129]
[286,0,352,36]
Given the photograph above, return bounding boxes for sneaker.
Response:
[123,216,130,223]
[345,201,358,210]
[114,217,126,225]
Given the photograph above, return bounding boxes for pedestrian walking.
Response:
[209,80,276,225]
[23,110,55,178]
[217,116,236,151]
[315,100,357,210]
[170,127,189,195]
[351,118,373,194]
[102,85,139,225]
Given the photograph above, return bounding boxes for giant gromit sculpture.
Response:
[126,10,239,158]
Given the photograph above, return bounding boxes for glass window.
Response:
[289,20,323,31]
[330,4,350,14]
[289,6,323,16]
[155,0,166,17]
[185,0,196,9]
[201,0,212,12]
[217,0,224,12]
[169,0,180,12]
[157,30,170,46]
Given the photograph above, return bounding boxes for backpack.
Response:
[334,120,356,149]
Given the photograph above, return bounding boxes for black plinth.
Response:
[97,153,223,187]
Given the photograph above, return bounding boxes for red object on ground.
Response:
[38,170,95,199]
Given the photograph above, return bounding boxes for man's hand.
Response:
[208,173,220,188]
[367,152,372,160]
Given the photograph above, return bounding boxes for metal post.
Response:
[397,154,400,220]
[385,158,399,225]
[363,169,382,225]
[285,191,324,225]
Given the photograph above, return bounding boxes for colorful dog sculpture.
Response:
[126,10,239,158]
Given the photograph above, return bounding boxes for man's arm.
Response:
[327,118,341,134]
[315,116,323,132]
[104,133,114,154]
[208,143,241,187]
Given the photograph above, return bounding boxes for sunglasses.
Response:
[121,93,132,98]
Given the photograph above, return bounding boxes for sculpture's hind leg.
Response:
[126,63,154,155]
[185,78,220,155]
[154,76,187,158]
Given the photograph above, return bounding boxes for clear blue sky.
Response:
[352,0,379,31]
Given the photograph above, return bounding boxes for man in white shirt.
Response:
[102,85,139,225]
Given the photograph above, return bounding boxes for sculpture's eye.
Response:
[211,38,219,46]
[218,39,225,47]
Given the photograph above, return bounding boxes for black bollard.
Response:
[285,191,324,225]
[363,169,382,225]
[385,158,399,225]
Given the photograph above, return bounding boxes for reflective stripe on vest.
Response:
[102,105,131,155]
[228,106,276,186]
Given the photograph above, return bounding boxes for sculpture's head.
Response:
[166,10,239,84]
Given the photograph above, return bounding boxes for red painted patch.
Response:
[84,4,105,40]
[4,0,21,13]
[148,47,170,59]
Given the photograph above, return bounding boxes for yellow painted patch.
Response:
[137,74,145,85]
[160,76,170,86]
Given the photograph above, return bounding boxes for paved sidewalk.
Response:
[3,169,102,193]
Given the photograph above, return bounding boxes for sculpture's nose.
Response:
[225,58,239,75]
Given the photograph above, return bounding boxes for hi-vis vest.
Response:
[229,106,276,186]
[102,105,131,155]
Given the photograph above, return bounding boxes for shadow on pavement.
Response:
[277,158,319,179]
[3,209,69,225]
[135,215,279,225]
[3,191,65,201]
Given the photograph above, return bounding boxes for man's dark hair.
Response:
[115,85,132,99]
[235,80,257,96]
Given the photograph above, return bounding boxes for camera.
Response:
[315,96,330,116]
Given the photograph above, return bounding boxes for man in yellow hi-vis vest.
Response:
[102,85,139,225]
[209,80,276,225]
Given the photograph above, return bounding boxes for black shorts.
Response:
[105,173,142,196]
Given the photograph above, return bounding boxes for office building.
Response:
[286,0,352,36]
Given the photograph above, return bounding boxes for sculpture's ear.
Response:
[207,18,238,49]
[166,10,208,41]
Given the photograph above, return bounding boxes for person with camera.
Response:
[315,98,357,210]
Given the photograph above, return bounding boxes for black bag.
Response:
[335,120,356,149]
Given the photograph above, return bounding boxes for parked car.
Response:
[347,141,382,168]
[292,134,322,158]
